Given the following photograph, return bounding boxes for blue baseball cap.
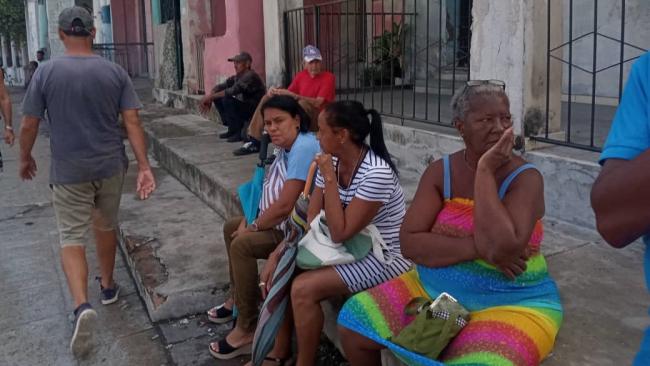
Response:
[303,45,322,62]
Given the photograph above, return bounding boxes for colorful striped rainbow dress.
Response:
[338,156,563,365]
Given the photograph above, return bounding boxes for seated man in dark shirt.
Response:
[199,52,266,143]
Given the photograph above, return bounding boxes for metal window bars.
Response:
[283,0,472,129]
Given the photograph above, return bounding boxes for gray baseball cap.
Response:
[58,6,94,36]
[227,52,252,63]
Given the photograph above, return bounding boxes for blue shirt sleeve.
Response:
[600,53,650,164]
[286,133,320,181]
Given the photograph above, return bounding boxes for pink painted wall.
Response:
[203,0,266,91]
[184,0,213,93]
[110,0,150,77]
[111,0,141,44]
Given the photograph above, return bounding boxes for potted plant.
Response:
[361,22,405,87]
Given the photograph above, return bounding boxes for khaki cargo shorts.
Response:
[52,170,125,247]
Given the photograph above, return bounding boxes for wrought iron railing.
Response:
[93,42,155,78]
[284,0,472,128]
[532,0,648,152]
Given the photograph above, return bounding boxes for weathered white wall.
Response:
[25,0,40,63]
[470,0,555,136]
[92,0,112,44]
[470,0,527,134]
[560,0,650,98]
[263,0,303,88]
[46,0,76,57]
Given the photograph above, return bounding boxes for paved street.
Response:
[0,87,168,366]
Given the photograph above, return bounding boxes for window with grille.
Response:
[160,0,178,23]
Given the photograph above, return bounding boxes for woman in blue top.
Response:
[207,96,321,360]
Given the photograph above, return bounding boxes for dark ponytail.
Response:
[324,101,398,176]
[367,109,398,175]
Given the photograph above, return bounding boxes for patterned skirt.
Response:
[338,269,563,366]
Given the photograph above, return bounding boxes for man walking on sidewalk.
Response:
[19,6,156,357]
[0,67,14,173]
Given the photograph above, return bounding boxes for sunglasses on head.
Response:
[465,79,506,89]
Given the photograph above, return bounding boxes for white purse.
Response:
[296,210,393,269]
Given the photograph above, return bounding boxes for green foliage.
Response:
[0,0,27,41]
[361,22,405,87]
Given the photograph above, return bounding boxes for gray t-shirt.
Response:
[22,55,142,184]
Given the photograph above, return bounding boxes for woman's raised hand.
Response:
[315,153,336,183]
[478,127,515,172]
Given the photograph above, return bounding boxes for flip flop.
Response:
[206,303,234,324]
[208,339,252,360]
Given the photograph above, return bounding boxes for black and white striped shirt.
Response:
[315,149,411,292]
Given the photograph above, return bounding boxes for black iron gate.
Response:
[532,0,648,152]
[284,0,472,128]
[93,43,154,78]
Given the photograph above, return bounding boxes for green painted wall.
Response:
[151,0,161,24]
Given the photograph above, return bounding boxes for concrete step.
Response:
[117,154,230,322]
[143,113,257,220]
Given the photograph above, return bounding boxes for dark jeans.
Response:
[214,96,256,139]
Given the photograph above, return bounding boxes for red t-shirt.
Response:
[287,70,336,109]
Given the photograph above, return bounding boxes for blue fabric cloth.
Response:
[238,166,265,225]
[599,52,650,366]
[284,132,320,181]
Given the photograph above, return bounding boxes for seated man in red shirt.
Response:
[233,45,335,156]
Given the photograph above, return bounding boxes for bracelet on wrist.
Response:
[4,125,13,131]
[250,220,260,232]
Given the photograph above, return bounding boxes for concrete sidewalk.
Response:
[0,87,168,366]
[122,82,649,365]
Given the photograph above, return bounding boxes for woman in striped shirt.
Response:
[260,100,411,366]
[207,96,320,360]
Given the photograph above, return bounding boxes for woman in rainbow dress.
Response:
[337,80,563,366]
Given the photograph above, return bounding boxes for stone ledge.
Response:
[117,162,230,322]
[153,87,221,124]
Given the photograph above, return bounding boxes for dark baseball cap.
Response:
[227,52,252,63]
[59,6,94,36]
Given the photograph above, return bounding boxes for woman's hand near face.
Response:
[477,127,515,173]
[315,154,336,183]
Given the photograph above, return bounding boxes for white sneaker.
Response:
[70,304,97,357]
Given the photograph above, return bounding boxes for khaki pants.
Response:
[52,170,125,247]
[246,94,321,141]
[224,216,284,332]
